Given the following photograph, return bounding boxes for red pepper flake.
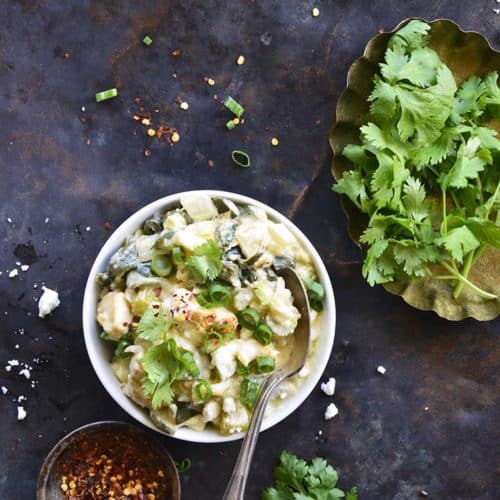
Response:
[171,49,182,56]
[103,222,112,231]
[144,148,152,157]
[134,97,142,105]
[86,139,91,145]
[153,288,162,297]
[63,51,70,59]
[207,160,215,168]
[152,304,160,309]
[378,27,385,34]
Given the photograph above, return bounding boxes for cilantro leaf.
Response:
[141,339,199,409]
[262,451,356,500]
[387,19,430,51]
[137,308,168,341]
[332,170,369,211]
[437,226,480,263]
[187,239,223,282]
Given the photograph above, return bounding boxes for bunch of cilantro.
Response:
[262,451,357,500]
[333,20,500,300]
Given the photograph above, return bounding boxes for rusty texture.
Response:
[0,1,498,499]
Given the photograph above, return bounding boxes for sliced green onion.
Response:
[254,323,273,345]
[175,457,192,473]
[303,277,325,312]
[202,324,236,353]
[196,283,232,308]
[236,360,249,376]
[231,150,251,168]
[143,35,153,46]
[171,246,184,265]
[95,88,118,102]
[255,356,275,373]
[240,378,259,406]
[226,119,237,131]
[237,307,260,329]
[224,96,244,117]
[151,254,173,277]
[193,380,212,402]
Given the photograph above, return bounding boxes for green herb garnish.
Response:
[202,324,236,354]
[136,308,168,341]
[224,96,245,117]
[255,356,275,374]
[95,88,118,102]
[237,307,260,329]
[141,339,199,409]
[187,240,223,282]
[332,20,500,300]
[262,451,357,500]
[303,277,325,312]
[193,380,212,402]
[231,150,251,168]
[254,323,273,345]
[142,35,153,46]
[151,254,173,277]
[171,246,184,265]
[240,378,259,406]
[196,283,232,308]
[175,457,192,473]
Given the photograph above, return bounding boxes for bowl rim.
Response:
[82,189,336,443]
[36,420,181,500]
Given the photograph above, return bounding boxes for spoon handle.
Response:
[222,371,284,500]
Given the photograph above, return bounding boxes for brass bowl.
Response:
[330,18,500,321]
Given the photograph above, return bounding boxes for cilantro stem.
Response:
[453,250,475,299]
[441,261,497,300]
[441,189,447,236]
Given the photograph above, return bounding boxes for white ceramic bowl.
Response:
[83,190,336,443]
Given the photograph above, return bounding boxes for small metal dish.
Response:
[329,18,500,321]
[36,421,181,500]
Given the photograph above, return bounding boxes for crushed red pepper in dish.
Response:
[57,429,169,499]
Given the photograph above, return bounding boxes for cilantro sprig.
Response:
[187,239,223,283]
[333,20,500,301]
[262,451,357,500]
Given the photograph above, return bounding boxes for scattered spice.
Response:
[171,132,180,143]
[171,49,182,56]
[134,97,142,105]
[208,160,215,168]
[58,430,168,499]
[63,51,71,59]
[311,7,320,17]
[141,118,151,127]
[418,491,429,498]
[236,55,245,65]
[180,101,189,110]
[147,128,156,137]
[271,137,279,146]
[144,148,153,157]
[104,223,112,231]
[206,77,215,86]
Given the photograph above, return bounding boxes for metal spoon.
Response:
[223,266,310,500]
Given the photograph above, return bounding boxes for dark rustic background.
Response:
[0,1,498,499]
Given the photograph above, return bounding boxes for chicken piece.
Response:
[165,288,238,332]
[122,345,151,409]
[97,291,133,340]
[202,400,221,422]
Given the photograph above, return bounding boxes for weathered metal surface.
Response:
[0,1,498,499]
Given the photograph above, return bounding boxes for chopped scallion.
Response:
[237,307,260,329]
[193,380,212,402]
[175,457,192,473]
[151,254,173,277]
[143,35,153,46]
[231,150,251,168]
[224,96,244,117]
[171,246,184,265]
[240,378,259,406]
[255,356,275,373]
[254,323,273,345]
[95,88,118,102]
[226,119,237,131]
[196,283,232,308]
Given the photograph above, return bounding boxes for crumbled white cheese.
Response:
[324,403,338,420]
[7,360,19,367]
[38,286,60,318]
[377,365,386,375]
[44,217,50,223]
[19,368,30,379]
[320,377,336,396]
[17,406,27,420]
[298,366,310,378]
[20,265,29,272]
[8,269,18,278]
[6,217,12,224]
[85,226,91,232]
[1,386,7,395]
